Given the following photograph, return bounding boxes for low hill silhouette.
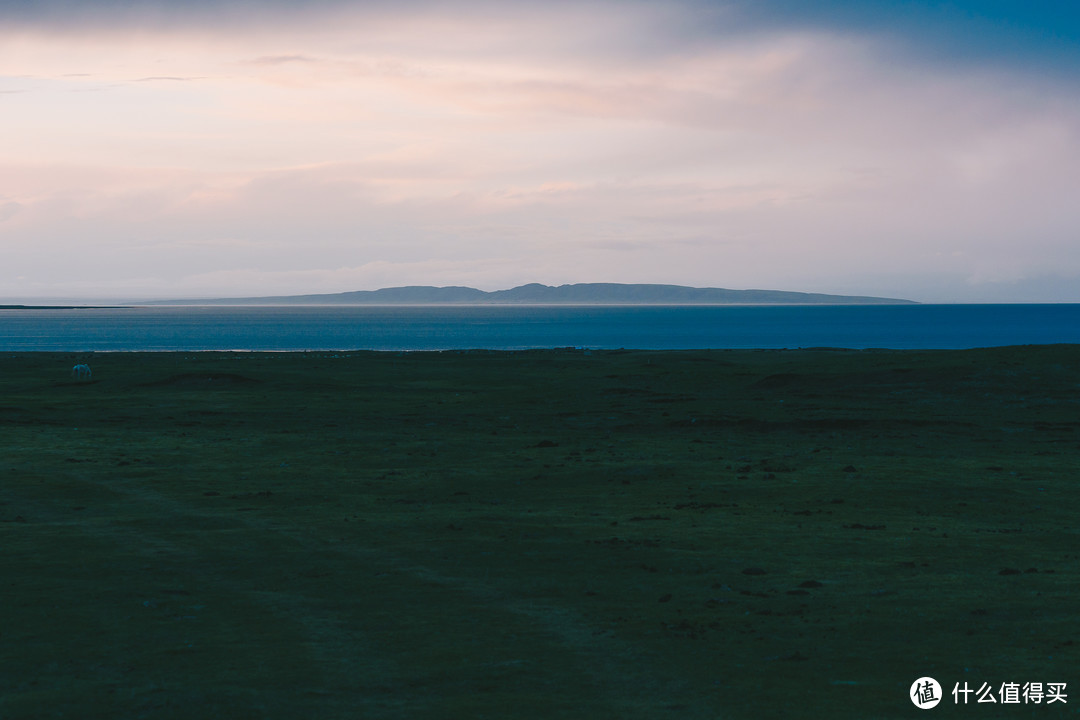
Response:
[146,283,916,305]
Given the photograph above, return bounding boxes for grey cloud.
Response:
[694,0,1080,77]
[248,54,316,65]
[0,201,22,221]
[0,0,386,30]
[3,0,1077,78]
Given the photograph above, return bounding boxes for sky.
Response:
[2,0,1079,302]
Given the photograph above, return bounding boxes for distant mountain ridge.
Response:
[147,283,916,305]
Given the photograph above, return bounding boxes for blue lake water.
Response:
[1,304,1078,351]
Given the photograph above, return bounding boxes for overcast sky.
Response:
[2,0,1079,301]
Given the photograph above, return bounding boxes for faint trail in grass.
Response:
[398,562,702,717]
[35,470,408,717]
[63,470,711,718]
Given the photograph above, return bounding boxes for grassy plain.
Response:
[1,346,1078,718]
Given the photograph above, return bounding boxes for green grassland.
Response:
[1,347,1078,718]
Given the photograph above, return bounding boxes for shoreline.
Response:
[3,343,1078,356]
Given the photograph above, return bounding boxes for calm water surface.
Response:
[1,304,1078,351]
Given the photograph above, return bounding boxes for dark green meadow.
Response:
[2,347,1078,718]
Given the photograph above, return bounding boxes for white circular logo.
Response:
[911,677,942,709]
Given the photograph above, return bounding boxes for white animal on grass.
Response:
[71,364,92,380]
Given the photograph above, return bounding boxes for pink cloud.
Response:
[2,2,1079,300]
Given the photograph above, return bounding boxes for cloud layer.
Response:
[2,0,1079,301]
